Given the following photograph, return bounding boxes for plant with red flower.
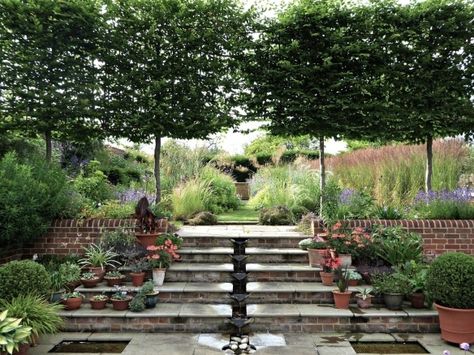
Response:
[146,245,172,269]
[321,249,341,273]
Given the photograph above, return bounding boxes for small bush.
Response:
[0,260,51,301]
[87,201,135,219]
[259,206,295,225]
[254,152,272,165]
[73,169,113,204]
[171,179,210,220]
[199,166,239,213]
[187,211,218,225]
[425,252,474,309]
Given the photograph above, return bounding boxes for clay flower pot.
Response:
[435,303,474,344]
[136,233,160,248]
[338,254,352,268]
[348,279,359,287]
[307,249,326,267]
[62,297,82,310]
[320,271,334,286]
[88,267,105,281]
[104,276,125,287]
[333,290,352,309]
[90,298,108,310]
[410,292,425,309]
[111,297,132,311]
[130,272,146,287]
[81,277,100,288]
[356,295,372,309]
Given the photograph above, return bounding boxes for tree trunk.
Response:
[45,130,52,163]
[425,135,433,193]
[319,136,325,217]
[154,135,162,204]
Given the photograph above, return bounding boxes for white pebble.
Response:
[230,344,238,350]
[231,337,241,342]
[249,350,256,354]
[241,337,249,343]
[239,344,248,350]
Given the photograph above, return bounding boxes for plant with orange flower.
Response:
[146,245,172,269]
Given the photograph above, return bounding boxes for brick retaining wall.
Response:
[312,219,474,256]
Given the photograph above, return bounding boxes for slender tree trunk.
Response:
[425,135,433,193]
[45,130,52,163]
[154,134,162,204]
[319,136,325,217]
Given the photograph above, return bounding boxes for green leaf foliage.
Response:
[0,261,51,301]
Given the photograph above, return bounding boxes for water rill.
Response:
[222,238,256,354]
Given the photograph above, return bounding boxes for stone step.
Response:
[166,263,322,282]
[59,303,439,333]
[179,247,308,263]
[75,282,371,305]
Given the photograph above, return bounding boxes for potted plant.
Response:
[89,295,108,310]
[401,261,428,309]
[345,270,362,286]
[147,246,172,286]
[61,292,84,310]
[129,295,146,313]
[78,244,120,280]
[355,287,373,309]
[0,311,32,355]
[300,236,328,267]
[371,272,411,310]
[319,250,341,286]
[327,223,355,267]
[49,271,65,303]
[332,266,352,309]
[104,270,125,287]
[110,287,132,311]
[140,281,160,309]
[80,272,100,288]
[59,262,81,291]
[426,252,474,344]
[129,259,149,287]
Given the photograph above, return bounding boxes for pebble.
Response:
[230,344,238,350]
[249,350,256,354]
[241,337,249,343]
[231,337,241,342]
[239,344,248,350]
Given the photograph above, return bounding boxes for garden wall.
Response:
[312,219,474,256]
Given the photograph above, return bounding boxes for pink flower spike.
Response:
[460,343,470,351]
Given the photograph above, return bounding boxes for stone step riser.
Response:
[182,238,300,249]
[179,254,307,263]
[165,270,322,283]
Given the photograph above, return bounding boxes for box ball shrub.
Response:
[426,252,474,309]
[0,260,51,301]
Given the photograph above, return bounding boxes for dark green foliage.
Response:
[0,153,77,246]
[0,261,51,301]
[255,153,273,166]
[73,168,113,205]
[129,295,146,312]
[426,252,474,309]
[199,167,240,213]
[372,227,423,267]
[187,212,218,226]
[259,206,295,225]
[371,272,412,295]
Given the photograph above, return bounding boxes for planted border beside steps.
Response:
[312,219,474,256]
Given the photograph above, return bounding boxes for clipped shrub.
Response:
[259,206,295,225]
[187,211,218,226]
[0,261,51,301]
[426,252,474,309]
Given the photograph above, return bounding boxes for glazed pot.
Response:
[152,268,166,286]
[435,303,474,344]
[332,290,352,309]
[338,254,352,268]
[320,271,334,286]
[62,297,82,310]
[111,298,132,311]
[307,248,326,267]
[104,277,125,287]
[90,299,108,310]
[410,292,425,309]
[383,293,404,310]
[50,290,64,303]
[81,278,100,288]
[145,293,160,309]
[356,295,372,309]
[130,272,146,287]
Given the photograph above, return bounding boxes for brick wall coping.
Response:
[313,219,474,229]
[51,218,137,228]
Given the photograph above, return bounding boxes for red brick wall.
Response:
[312,219,474,256]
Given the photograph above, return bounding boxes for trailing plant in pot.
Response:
[425,252,474,344]
[332,266,352,309]
[371,272,411,310]
[89,295,108,310]
[139,281,159,309]
[78,244,120,280]
[355,287,373,309]
[104,271,125,287]
[319,250,340,286]
[61,292,83,311]
[0,311,31,355]
[80,272,100,288]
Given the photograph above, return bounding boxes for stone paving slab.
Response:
[247,304,301,317]
[179,303,232,317]
[178,225,304,238]
[169,263,234,272]
[246,263,314,271]
[183,282,233,293]
[298,304,353,317]
[179,247,307,255]
[125,303,182,317]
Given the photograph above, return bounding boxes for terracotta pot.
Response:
[62,297,82,310]
[410,292,425,309]
[81,278,100,288]
[90,299,108,310]
[130,272,146,287]
[111,298,132,311]
[155,218,169,233]
[307,248,326,267]
[356,295,372,309]
[435,303,474,344]
[136,233,160,248]
[13,343,30,355]
[104,277,124,287]
[339,254,352,268]
[88,267,105,281]
[152,268,166,286]
[320,271,334,286]
[333,290,352,309]
[348,279,359,287]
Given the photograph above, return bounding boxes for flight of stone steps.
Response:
[64,225,439,334]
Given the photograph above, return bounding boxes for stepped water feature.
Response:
[66,225,439,335]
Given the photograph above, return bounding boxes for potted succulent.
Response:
[319,250,340,286]
[78,244,120,281]
[147,246,172,286]
[61,292,84,310]
[80,272,101,288]
[300,236,328,267]
[371,272,411,310]
[129,295,146,313]
[104,270,125,287]
[89,295,109,310]
[345,270,362,287]
[129,259,149,287]
[140,281,160,309]
[426,252,474,344]
[49,271,66,303]
[110,287,132,311]
[332,266,352,309]
[355,287,373,309]
[0,311,32,355]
